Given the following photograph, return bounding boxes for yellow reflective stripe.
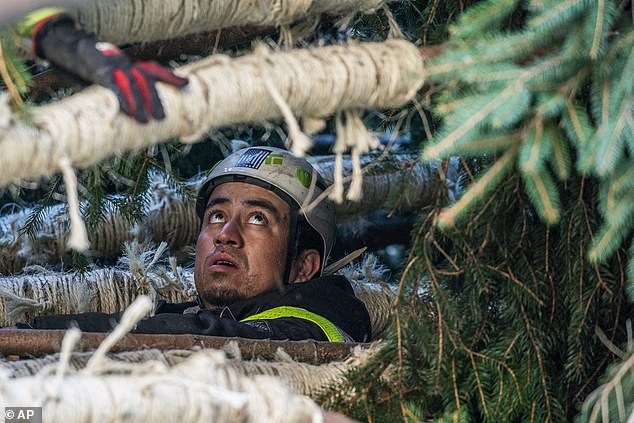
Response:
[16,7,67,36]
[241,306,345,342]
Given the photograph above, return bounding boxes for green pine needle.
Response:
[614,40,634,102]
[18,176,63,241]
[438,146,518,229]
[424,86,518,160]
[604,189,634,228]
[458,62,524,88]
[523,55,583,88]
[548,125,572,181]
[562,102,596,173]
[528,0,590,34]
[592,103,630,177]
[628,240,634,301]
[562,102,594,149]
[584,0,619,60]
[431,408,469,423]
[588,223,630,263]
[519,120,551,174]
[446,131,521,156]
[450,0,521,40]
[466,31,542,64]
[520,168,561,224]
[609,161,634,197]
[425,33,539,80]
[488,88,531,129]
[535,93,566,118]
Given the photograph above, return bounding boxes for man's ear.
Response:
[289,249,321,283]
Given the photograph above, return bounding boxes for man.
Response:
[14,7,188,123]
[20,147,372,343]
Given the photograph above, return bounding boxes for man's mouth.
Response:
[208,252,240,271]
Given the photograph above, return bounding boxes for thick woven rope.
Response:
[0,299,326,423]
[0,40,423,187]
[0,343,379,399]
[0,40,423,250]
[71,0,391,45]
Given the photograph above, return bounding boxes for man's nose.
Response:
[214,218,244,247]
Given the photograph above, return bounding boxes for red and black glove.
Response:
[32,13,188,123]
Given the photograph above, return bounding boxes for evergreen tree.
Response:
[324,0,633,421]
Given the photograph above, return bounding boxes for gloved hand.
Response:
[32,13,188,123]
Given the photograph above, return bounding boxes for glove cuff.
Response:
[32,13,76,58]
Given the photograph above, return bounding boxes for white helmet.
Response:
[196,147,336,275]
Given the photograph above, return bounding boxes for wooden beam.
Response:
[0,329,365,364]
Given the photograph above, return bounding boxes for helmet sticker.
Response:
[295,168,312,188]
[234,148,272,169]
[264,153,284,165]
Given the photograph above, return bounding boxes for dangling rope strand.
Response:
[382,5,406,39]
[85,296,152,373]
[58,158,89,252]
[52,328,82,395]
[330,112,347,203]
[257,45,314,156]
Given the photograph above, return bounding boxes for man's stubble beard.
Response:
[195,271,251,309]
[195,268,286,309]
[194,247,252,308]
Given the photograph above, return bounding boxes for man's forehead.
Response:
[207,182,290,213]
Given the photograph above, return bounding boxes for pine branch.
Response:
[548,127,572,181]
[18,176,63,241]
[585,0,619,59]
[442,132,520,156]
[423,86,519,160]
[0,32,27,108]
[519,118,549,174]
[592,99,631,176]
[450,0,521,40]
[528,0,589,34]
[580,349,634,423]
[521,168,561,225]
[436,146,518,229]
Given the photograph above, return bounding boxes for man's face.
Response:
[194,182,291,308]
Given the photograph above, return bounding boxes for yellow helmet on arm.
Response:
[196,147,336,279]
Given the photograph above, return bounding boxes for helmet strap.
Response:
[281,206,299,287]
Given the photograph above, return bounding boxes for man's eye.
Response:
[248,213,266,225]
[209,211,225,224]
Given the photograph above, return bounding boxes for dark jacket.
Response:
[19,275,372,343]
